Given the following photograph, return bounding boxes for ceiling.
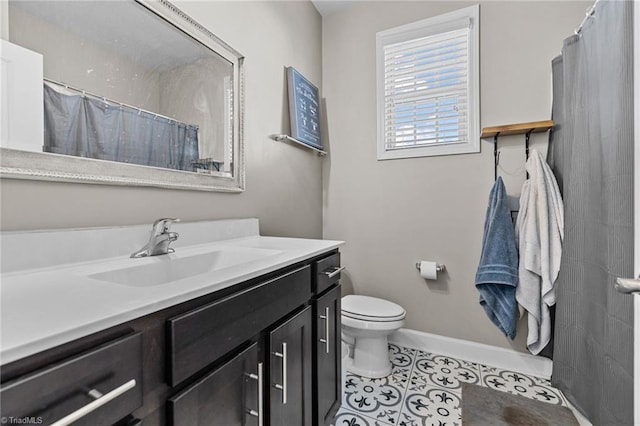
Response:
[311,0,356,17]
[10,0,216,70]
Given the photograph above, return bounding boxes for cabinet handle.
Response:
[273,342,288,404]
[246,362,264,426]
[49,379,136,426]
[319,306,330,354]
[322,265,345,279]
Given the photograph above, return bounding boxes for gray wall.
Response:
[322,1,589,352]
[1,1,323,239]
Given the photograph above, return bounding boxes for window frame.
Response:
[376,5,480,160]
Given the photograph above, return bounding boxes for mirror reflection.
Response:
[7,0,237,176]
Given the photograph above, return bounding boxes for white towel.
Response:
[515,149,564,355]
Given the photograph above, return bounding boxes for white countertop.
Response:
[1,219,343,365]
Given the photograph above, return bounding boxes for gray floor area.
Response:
[333,343,578,426]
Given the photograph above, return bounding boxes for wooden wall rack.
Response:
[480,120,554,180]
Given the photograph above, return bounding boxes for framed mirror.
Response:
[1,0,245,192]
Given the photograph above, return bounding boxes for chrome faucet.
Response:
[130,218,180,258]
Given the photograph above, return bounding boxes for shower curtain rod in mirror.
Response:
[43,78,198,129]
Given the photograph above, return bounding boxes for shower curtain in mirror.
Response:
[43,82,199,171]
[547,1,634,424]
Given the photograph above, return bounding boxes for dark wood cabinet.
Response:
[268,306,313,426]
[313,251,343,426]
[167,343,260,426]
[315,284,342,426]
[169,304,316,426]
[315,252,341,295]
[0,332,143,426]
[167,266,311,387]
[1,250,342,426]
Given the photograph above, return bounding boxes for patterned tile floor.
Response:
[333,343,568,426]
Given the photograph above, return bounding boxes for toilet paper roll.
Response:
[419,261,438,280]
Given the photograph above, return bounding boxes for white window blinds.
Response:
[376,6,479,160]
[383,27,469,149]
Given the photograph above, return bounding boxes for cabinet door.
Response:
[315,284,342,426]
[168,343,262,426]
[269,306,313,426]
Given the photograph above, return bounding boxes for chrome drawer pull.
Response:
[50,379,136,426]
[273,342,288,404]
[319,306,330,354]
[321,266,345,279]
[246,362,264,425]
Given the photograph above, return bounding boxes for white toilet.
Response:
[341,295,406,378]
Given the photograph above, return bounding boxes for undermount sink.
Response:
[88,246,282,287]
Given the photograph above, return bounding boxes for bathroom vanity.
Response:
[0,219,343,425]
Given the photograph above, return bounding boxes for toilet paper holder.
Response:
[415,262,446,272]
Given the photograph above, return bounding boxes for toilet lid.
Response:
[342,295,405,321]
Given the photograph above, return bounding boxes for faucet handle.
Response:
[152,218,180,234]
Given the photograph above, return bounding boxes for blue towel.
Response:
[475,177,519,339]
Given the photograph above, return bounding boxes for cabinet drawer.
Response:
[315,252,341,294]
[168,265,311,386]
[0,332,143,426]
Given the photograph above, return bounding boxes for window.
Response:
[376,5,479,160]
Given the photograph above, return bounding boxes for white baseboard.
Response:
[389,328,553,379]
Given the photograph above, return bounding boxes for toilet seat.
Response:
[342,295,406,322]
[342,314,405,331]
[342,311,405,322]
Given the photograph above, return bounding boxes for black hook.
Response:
[493,133,500,181]
[525,130,533,179]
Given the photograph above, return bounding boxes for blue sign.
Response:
[287,67,322,150]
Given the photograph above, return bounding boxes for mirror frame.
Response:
[0,0,245,192]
